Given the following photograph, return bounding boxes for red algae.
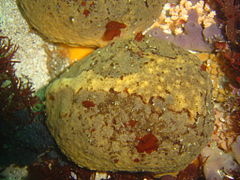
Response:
[134,32,145,42]
[82,100,95,108]
[136,133,159,154]
[0,36,38,123]
[83,9,90,17]
[102,21,127,41]
[81,1,86,6]
[125,120,138,128]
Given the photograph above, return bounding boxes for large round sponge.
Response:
[17,0,166,47]
[45,36,214,172]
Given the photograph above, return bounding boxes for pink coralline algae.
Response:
[148,9,224,52]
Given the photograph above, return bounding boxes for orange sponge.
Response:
[59,45,95,64]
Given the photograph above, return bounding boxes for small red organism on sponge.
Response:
[82,100,95,108]
[83,9,90,16]
[102,21,127,41]
[134,32,145,42]
[125,120,138,128]
[136,133,159,154]
[81,1,86,6]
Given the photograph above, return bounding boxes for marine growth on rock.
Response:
[45,36,214,173]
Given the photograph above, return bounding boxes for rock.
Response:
[45,36,214,172]
[17,0,166,47]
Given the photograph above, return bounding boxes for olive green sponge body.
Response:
[17,0,166,47]
[45,36,214,172]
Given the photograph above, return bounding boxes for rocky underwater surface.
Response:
[1,0,240,180]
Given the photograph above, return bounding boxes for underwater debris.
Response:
[0,36,38,123]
